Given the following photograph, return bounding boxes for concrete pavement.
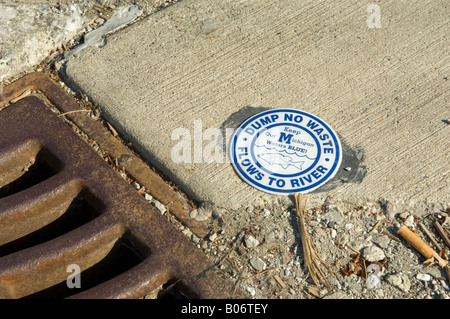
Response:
[62,0,449,213]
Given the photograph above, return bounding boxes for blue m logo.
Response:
[278,132,293,144]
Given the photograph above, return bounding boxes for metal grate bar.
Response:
[0,91,242,299]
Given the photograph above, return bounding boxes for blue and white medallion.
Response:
[229,109,342,195]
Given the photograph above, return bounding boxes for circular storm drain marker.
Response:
[230,108,342,195]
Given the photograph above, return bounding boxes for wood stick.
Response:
[10,89,32,104]
[434,221,450,249]
[93,4,109,15]
[419,223,443,252]
[382,229,401,242]
[369,220,382,235]
[273,274,287,289]
[243,267,276,281]
[346,244,360,255]
[58,109,92,117]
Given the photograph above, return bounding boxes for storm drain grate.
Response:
[0,82,242,299]
[0,72,208,238]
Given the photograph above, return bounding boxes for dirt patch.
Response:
[183,196,450,299]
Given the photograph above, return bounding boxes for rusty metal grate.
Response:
[0,76,242,299]
[0,72,208,238]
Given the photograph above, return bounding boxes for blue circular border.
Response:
[230,108,342,194]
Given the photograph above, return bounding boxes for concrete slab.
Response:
[0,2,91,81]
[0,1,178,83]
[63,0,449,212]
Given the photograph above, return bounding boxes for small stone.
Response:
[189,209,199,219]
[181,228,192,237]
[387,274,402,287]
[131,181,140,190]
[367,274,381,289]
[384,200,397,220]
[264,230,276,242]
[323,291,351,299]
[376,289,385,298]
[387,273,410,292]
[191,235,200,244]
[323,209,345,226]
[152,200,166,214]
[405,215,415,228]
[362,246,385,262]
[245,286,256,297]
[330,229,337,238]
[244,235,260,248]
[373,235,390,249]
[212,207,225,219]
[399,212,409,219]
[421,267,442,279]
[417,273,431,281]
[249,256,266,271]
[400,274,411,292]
[209,233,218,242]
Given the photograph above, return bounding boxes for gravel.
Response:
[181,197,450,299]
[362,246,386,262]
[244,235,260,248]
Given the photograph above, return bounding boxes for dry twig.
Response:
[434,221,450,249]
[242,267,277,281]
[10,89,32,104]
[419,222,443,252]
[58,109,92,117]
[368,220,382,235]
[382,229,401,242]
[295,193,333,290]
